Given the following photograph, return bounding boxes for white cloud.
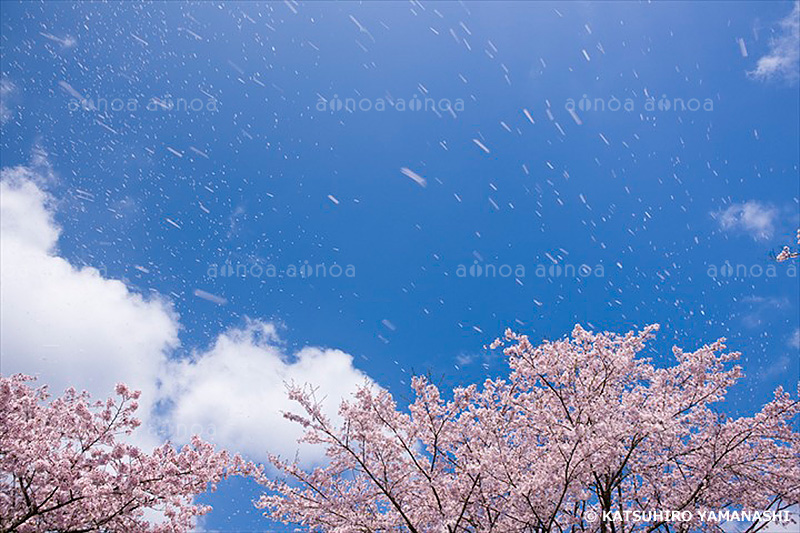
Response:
[1,163,375,462]
[0,168,180,430]
[790,328,800,349]
[749,2,800,83]
[163,319,374,465]
[714,201,779,240]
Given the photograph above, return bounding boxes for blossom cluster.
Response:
[0,375,250,532]
[260,325,800,532]
[776,228,800,262]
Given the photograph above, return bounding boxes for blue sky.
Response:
[1,1,798,531]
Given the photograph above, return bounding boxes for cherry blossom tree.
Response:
[776,228,800,262]
[258,325,799,533]
[0,374,244,533]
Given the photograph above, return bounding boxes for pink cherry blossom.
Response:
[0,374,247,532]
[258,325,799,532]
[775,228,800,262]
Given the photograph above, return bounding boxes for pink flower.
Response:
[259,325,800,532]
[0,374,248,533]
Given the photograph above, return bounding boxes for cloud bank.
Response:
[0,167,179,421]
[749,2,800,83]
[1,163,373,462]
[163,320,374,466]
